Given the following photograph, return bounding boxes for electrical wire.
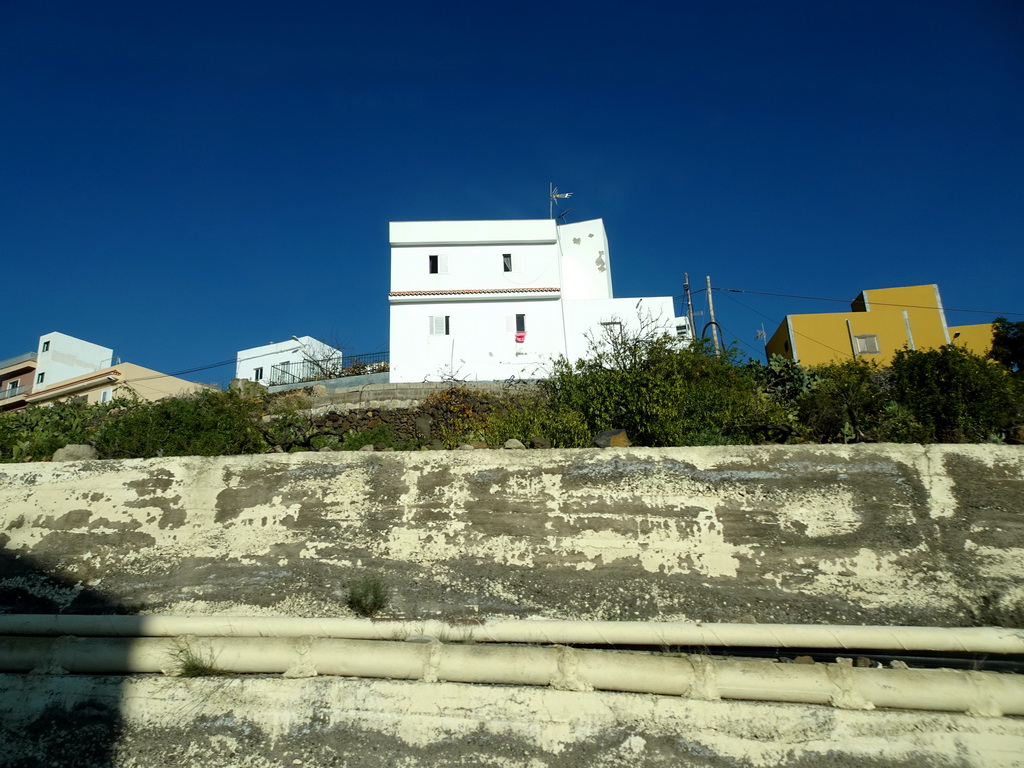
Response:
[714,288,1023,318]
[715,289,850,358]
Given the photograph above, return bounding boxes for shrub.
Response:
[420,386,492,447]
[0,396,128,463]
[93,389,266,458]
[796,360,900,443]
[347,575,390,617]
[339,423,407,451]
[540,326,786,447]
[888,345,1024,442]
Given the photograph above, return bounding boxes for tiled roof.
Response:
[389,287,560,297]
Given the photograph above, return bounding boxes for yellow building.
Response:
[765,284,993,366]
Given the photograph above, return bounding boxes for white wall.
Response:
[557,219,614,301]
[388,218,680,382]
[235,337,340,385]
[390,220,556,248]
[390,298,564,382]
[390,220,562,295]
[562,297,679,363]
[34,332,113,390]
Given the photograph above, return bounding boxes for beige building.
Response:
[22,362,207,407]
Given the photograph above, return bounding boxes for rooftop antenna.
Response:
[549,182,573,219]
[556,207,574,222]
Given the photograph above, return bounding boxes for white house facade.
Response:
[33,332,114,391]
[388,218,689,383]
[235,337,342,386]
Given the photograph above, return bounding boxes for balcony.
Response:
[0,384,29,402]
[268,352,390,386]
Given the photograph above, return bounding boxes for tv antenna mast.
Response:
[549,183,573,219]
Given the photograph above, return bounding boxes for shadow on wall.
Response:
[0,548,131,768]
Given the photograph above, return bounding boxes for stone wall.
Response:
[1,445,1022,627]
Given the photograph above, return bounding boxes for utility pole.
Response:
[706,275,721,353]
[683,273,696,341]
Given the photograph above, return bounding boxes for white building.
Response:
[235,336,343,386]
[33,332,114,390]
[388,218,690,383]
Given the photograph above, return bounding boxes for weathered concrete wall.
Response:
[4,675,1024,768]
[1,445,1022,626]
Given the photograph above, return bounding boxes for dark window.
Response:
[254,367,263,380]
[41,341,50,352]
[515,314,526,333]
[36,372,45,385]
[429,255,439,274]
[503,254,512,272]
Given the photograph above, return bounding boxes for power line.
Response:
[714,288,1023,318]
[716,288,850,358]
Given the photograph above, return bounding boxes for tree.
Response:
[990,317,1024,375]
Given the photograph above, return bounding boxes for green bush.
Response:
[888,345,1024,442]
[0,397,126,463]
[484,385,590,448]
[538,325,787,447]
[93,389,267,458]
[347,575,391,617]
[339,423,407,451]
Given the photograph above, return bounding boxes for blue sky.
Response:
[2,1,1022,383]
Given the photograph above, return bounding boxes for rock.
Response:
[429,440,445,450]
[794,655,815,664]
[890,659,909,669]
[855,657,874,668]
[311,384,329,397]
[457,443,475,450]
[836,657,853,667]
[593,429,631,448]
[471,441,489,450]
[359,444,375,452]
[52,444,98,462]
[415,416,433,440]
[1008,423,1024,445]
[530,436,552,449]
[228,378,267,397]
[503,439,526,450]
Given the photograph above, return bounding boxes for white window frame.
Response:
[253,367,263,381]
[100,388,113,403]
[36,372,45,385]
[430,316,450,336]
[502,253,513,273]
[41,340,50,352]
[854,334,880,355]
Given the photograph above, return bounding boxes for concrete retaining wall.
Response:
[4,675,1023,768]
[1,444,1022,626]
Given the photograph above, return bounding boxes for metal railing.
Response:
[268,352,389,386]
[0,384,28,401]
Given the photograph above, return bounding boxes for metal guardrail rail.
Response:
[269,352,389,386]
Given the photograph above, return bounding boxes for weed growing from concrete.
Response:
[347,575,391,617]
[170,640,231,677]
